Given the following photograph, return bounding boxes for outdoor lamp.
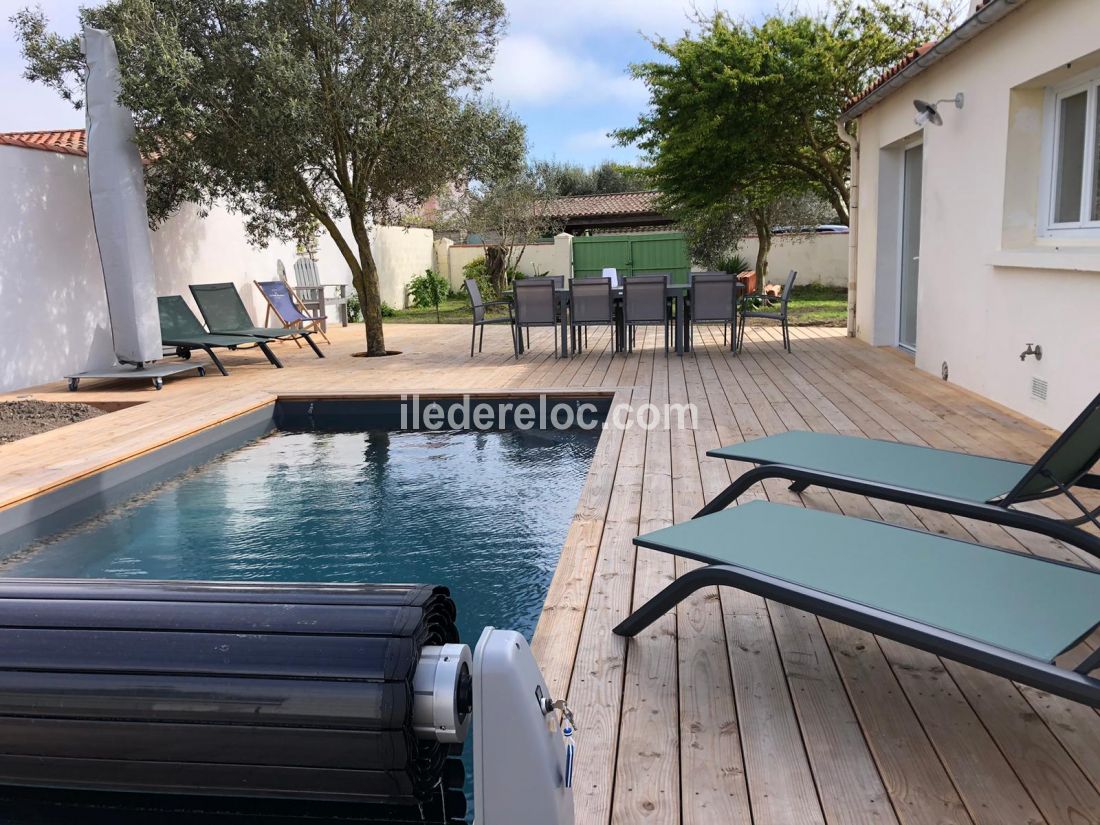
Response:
[913,93,964,126]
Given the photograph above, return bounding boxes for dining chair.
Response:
[739,269,798,352]
[623,274,671,354]
[569,277,616,355]
[688,271,739,351]
[513,278,559,357]
[465,278,515,356]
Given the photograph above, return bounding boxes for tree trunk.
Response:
[486,245,507,295]
[349,215,387,356]
[752,212,771,286]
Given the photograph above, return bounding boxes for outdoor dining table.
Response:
[506,285,693,358]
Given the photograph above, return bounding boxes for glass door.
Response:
[899,143,923,351]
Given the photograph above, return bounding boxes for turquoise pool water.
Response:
[3,427,598,647]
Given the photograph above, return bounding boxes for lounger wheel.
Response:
[68,378,79,392]
[197,366,207,377]
[175,347,191,360]
[153,378,164,391]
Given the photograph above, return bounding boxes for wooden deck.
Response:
[2,321,1099,825]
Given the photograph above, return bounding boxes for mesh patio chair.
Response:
[465,278,515,356]
[569,277,616,355]
[623,274,671,354]
[688,271,739,351]
[513,278,559,358]
[739,269,797,353]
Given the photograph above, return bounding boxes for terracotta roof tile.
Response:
[544,190,660,219]
[843,41,937,113]
[0,129,88,157]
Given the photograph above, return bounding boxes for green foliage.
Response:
[347,292,363,323]
[719,253,751,275]
[617,0,956,277]
[408,269,450,322]
[13,0,525,356]
[461,256,495,300]
[380,301,396,318]
[532,160,651,196]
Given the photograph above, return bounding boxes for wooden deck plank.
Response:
[2,322,1097,825]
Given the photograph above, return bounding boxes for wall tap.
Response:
[1019,343,1042,361]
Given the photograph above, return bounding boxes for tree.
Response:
[532,160,651,196]
[432,165,561,293]
[617,0,958,277]
[14,0,525,356]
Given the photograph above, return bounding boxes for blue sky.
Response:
[0,0,812,166]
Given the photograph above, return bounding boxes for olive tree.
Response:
[14,0,525,355]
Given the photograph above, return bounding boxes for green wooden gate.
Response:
[572,231,691,284]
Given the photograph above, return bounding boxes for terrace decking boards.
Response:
[1,322,1098,825]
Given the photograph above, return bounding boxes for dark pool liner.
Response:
[0,579,461,813]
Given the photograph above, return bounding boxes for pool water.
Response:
[3,427,598,647]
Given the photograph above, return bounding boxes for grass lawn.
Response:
[384,285,848,327]
[775,284,848,327]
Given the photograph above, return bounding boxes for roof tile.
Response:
[544,190,660,219]
[0,129,88,157]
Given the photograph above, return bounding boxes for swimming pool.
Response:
[3,425,598,648]
[0,397,605,821]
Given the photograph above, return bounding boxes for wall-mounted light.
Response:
[913,93,964,126]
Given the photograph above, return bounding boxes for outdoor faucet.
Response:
[1019,343,1042,361]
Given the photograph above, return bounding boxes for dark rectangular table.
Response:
[507,286,692,358]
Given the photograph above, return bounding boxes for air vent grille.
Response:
[1031,377,1048,401]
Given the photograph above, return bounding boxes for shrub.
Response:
[718,253,751,274]
[380,301,396,317]
[461,256,495,300]
[346,291,363,323]
[407,269,450,322]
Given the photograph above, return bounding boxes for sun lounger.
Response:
[700,393,1100,534]
[615,500,1100,707]
[189,283,324,358]
[254,280,330,344]
[158,296,283,375]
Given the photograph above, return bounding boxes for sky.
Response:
[0,0,818,167]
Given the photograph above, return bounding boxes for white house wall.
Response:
[0,145,433,392]
[853,0,1100,428]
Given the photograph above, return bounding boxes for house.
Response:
[543,190,675,235]
[840,0,1100,429]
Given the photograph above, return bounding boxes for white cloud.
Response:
[504,0,784,40]
[490,34,647,107]
[564,128,616,152]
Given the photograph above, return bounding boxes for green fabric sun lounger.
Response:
[158,296,283,375]
[189,283,325,358]
[615,500,1100,707]
[701,392,1100,535]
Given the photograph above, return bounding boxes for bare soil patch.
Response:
[0,401,106,445]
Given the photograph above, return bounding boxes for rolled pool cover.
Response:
[0,579,465,818]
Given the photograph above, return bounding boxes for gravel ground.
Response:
[0,400,105,445]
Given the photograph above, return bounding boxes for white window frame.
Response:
[1039,68,1100,239]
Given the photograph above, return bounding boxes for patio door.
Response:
[898,143,923,351]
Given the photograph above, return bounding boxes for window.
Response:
[1042,70,1100,237]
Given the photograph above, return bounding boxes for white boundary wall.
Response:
[435,234,573,289]
[734,233,849,286]
[0,146,433,392]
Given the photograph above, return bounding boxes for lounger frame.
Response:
[704,393,1100,531]
[613,559,1100,708]
[696,464,1100,562]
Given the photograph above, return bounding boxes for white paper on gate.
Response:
[83,26,162,365]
